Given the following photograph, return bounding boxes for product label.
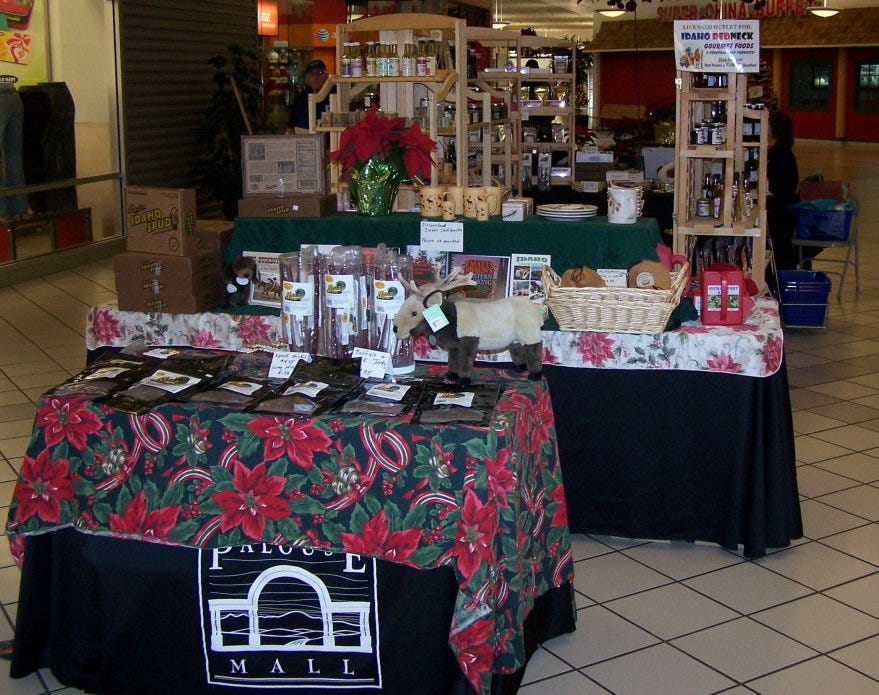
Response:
[434,391,475,407]
[281,280,314,317]
[373,280,406,315]
[324,273,356,308]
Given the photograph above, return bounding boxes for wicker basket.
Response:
[542,263,690,334]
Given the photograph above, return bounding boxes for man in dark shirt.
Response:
[766,110,800,270]
[288,59,330,132]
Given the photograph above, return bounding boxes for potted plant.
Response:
[197,43,277,220]
[329,111,436,216]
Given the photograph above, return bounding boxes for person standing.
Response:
[287,59,330,133]
[766,110,799,270]
[0,81,28,218]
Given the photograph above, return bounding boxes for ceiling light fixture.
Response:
[492,0,509,29]
[597,8,627,17]
[807,0,841,17]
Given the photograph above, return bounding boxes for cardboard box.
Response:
[241,134,327,196]
[502,200,529,222]
[606,170,645,184]
[573,180,607,193]
[115,284,223,314]
[237,193,337,218]
[195,219,234,254]
[575,162,617,182]
[124,187,198,256]
[113,249,222,285]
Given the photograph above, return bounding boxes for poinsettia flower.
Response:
[340,510,422,565]
[36,396,103,451]
[246,417,332,468]
[497,387,554,457]
[329,111,436,182]
[576,331,615,366]
[14,448,74,524]
[235,315,271,345]
[211,460,292,541]
[706,351,741,373]
[449,490,498,581]
[108,490,181,539]
[190,328,222,348]
[91,309,121,344]
[549,483,568,528]
[485,449,514,508]
[761,336,783,373]
[450,617,495,690]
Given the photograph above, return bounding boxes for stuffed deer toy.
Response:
[392,268,545,385]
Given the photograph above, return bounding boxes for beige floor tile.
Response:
[0,670,50,695]
[751,593,879,652]
[573,552,671,603]
[816,485,879,521]
[671,617,816,683]
[543,605,659,668]
[0,391,30,407]
[794,435,854,463]
[0,419,37,440]
[0,361,60,378]
[517,670,611,695]
[755,541,876,591]
[806,400,879,424]
[792,410,845,434]
[807,380,879,400]
[0,436,32,461]
[0,351,44,367]
[746,655,879,695]
[814,452,879,483]
[9,371,70,390]
[800,499,871,540]
[830,635,879,681]
[788,387,840,410]
[682,561,811,614]
[568,534,615,561]
[520,647,576,685]
[583,643,735,695]
[851,393,879,409]
[821,525,879,568]
[0,403,36,423]
[811,424,879,451]
[605,583,738,640]
[0,564,22,605]
[620,541,743,581]
[796,465,861,498]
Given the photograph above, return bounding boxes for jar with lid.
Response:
[350,42,363,78]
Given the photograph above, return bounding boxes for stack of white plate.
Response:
[535,203,599,221]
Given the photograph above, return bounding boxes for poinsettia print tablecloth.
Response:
[87,295,783,378]
[5,366,574,695]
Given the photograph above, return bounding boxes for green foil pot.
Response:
[350,156,402,217]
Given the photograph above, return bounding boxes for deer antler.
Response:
[404,266,476,298]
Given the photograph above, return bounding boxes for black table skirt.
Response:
[10,530,575,695]
[543,359,801,558]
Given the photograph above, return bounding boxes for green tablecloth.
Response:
[227,212,662,272]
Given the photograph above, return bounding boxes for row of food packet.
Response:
[46,349,502,425]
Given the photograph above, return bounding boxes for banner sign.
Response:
[673,19,760,73]
[200,546,382,689]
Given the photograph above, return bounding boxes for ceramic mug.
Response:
[441,198,456,221]
[485,186,503,216]
[420,186,446,217]
[463,187,486,219]
[445,186,465,215]
[475,199,490,222]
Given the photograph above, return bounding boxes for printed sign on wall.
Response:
[200,545,382,689]
[673,19,760,73]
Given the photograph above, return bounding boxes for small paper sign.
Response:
[420,220,464,252]
[352,347,392,379]
[268,351,303,379]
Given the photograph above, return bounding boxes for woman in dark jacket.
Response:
[766,110,800,270]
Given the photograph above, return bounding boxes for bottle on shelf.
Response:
[388,42,401,77]
[365,41,377,77]
[401,42,416,77]
[341,43,352,78]
[742,174,753,220]
[732,172,742,223]
[350,42,363,78]
[377,42,389,77]
[712,173,724,220]
[703,176,715,218]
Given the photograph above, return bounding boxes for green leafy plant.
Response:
[197,43,278,220]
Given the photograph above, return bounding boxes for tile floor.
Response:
[0,139,878,694]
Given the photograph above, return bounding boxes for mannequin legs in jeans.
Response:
[0,87,28,217]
